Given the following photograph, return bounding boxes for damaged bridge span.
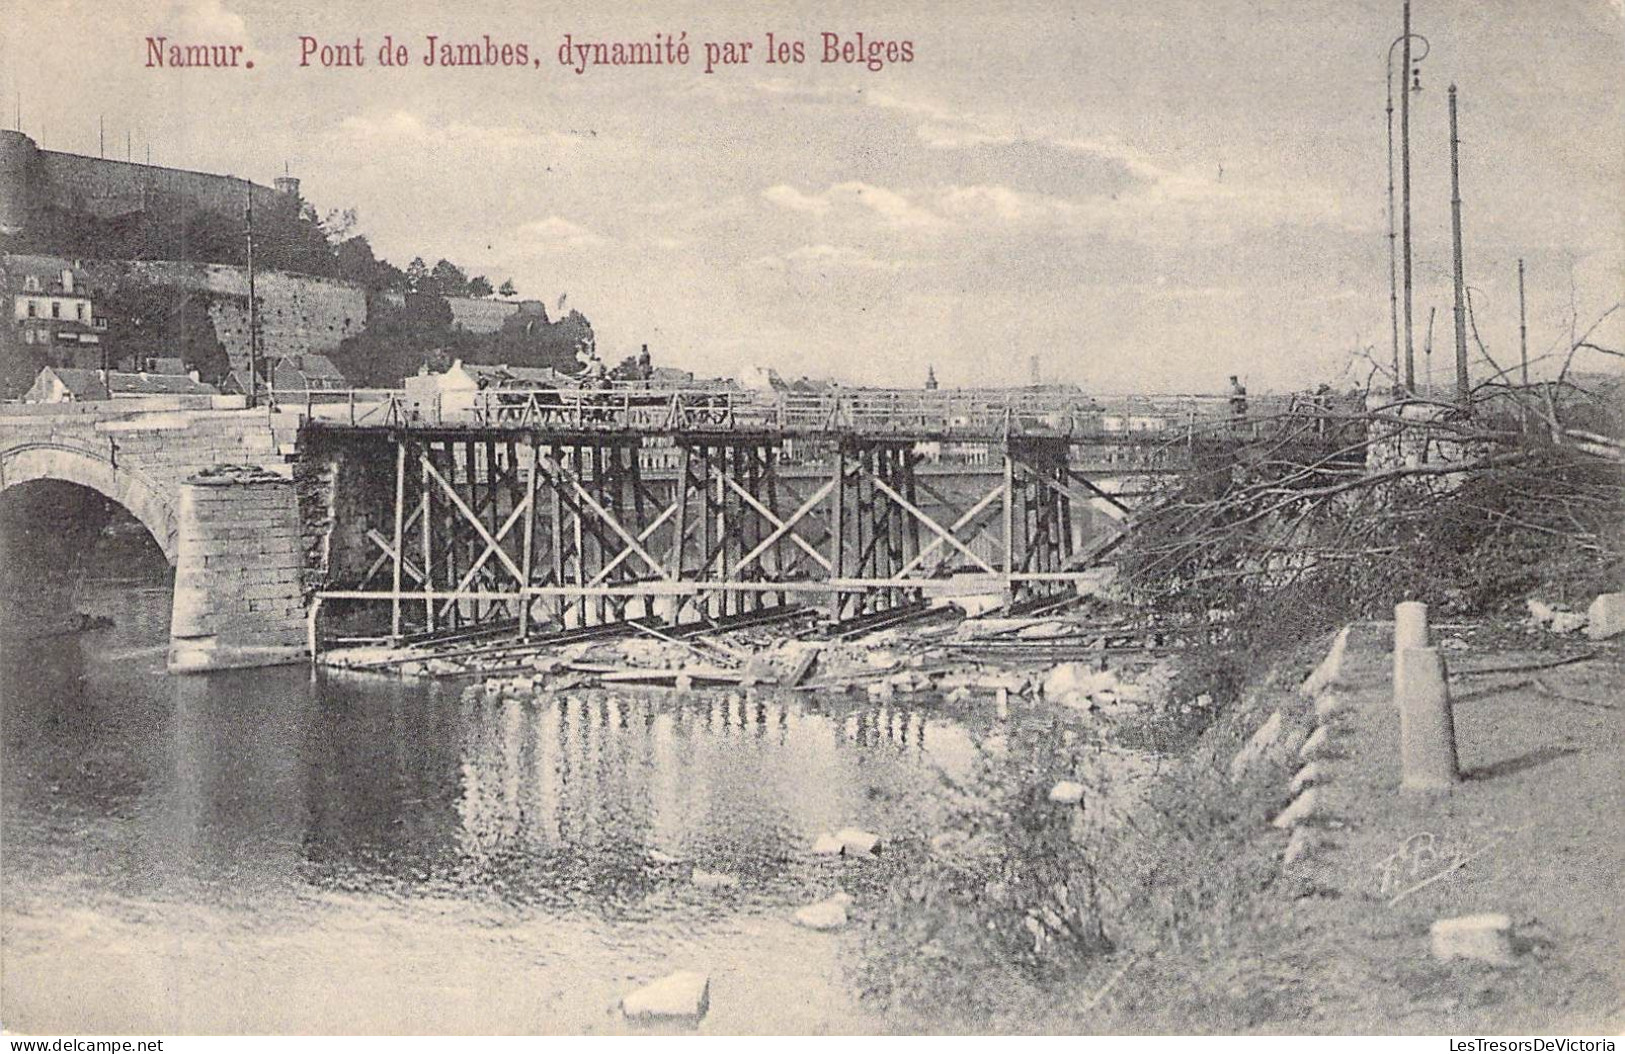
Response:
[303,387,1256,653]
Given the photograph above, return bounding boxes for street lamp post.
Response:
[1387,1,1429,395]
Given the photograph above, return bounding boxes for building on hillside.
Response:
[218,368,264,399]
[1,254,110,367]
[24,366,109,402]
[271,353,347,393]
[25,366,217,403]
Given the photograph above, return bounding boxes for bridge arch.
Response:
[0,441,179,564]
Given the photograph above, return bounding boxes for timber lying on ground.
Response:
[319,596,1211,696]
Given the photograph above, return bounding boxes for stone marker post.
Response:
[1394,600,1430,700]
[1396,645,1459,792]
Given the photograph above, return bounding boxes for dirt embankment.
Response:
[1036,621,1622,1035]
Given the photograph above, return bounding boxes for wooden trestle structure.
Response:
[314,427,1134,643]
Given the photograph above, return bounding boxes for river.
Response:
[0,556,1016,1034]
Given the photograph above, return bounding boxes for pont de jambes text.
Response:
[279,33,915,75]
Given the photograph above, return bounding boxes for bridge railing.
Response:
[285,384,1314,439]
[270,388,409,427]
[459,389,750,431]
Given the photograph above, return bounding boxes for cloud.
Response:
[761,184,830,215]
[762,181,940,229]
[915,123,1018,150]
[934,184,1075,224]
[517,216,606,249]
[751,244,905,274]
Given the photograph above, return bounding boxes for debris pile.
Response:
[321,600,1212,719]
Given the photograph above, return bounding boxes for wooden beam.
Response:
[421,452,527,583]
[588,500,679,586]
[367,528,426,585]
[896,480,1004,577]
[359,502,423,587]
[437,495,531,620]
[830,447,845,619]
[420,456,434,632]
[519,440,539,637]
[723,471,833,573]
[391,439,406,638]
[670,445,691,578]
[868,472,998,575]
[733,475,835,575]
[1003,450,1015,580]
[542,453,674,580]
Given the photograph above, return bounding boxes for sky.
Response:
[5,0,1621,392]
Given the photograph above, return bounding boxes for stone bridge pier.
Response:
[0,402,311,672]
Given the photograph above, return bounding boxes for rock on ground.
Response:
[1048,780,1086,804]
[834,828,882,856]
[690,869,739,889]
[811,833,845,855]
[622,971,711,1022]
[794,897,850,930]
[1431,914,1516,967]
[1586,593,1625,640]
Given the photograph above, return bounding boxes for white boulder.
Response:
[1585,593,1625,640]
[1431,913,1515,967]
[1270,788,1319,829]
[690,869,739,889]
[622,971,711,1022]
[835,828,881,856]
[1229,710,1284,782]
[793,897,849,930]
[1042,662,1119,703]
[811,833,845,856]
[1048,780,1086,805]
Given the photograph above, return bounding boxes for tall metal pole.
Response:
[1400,0,1416,394]
[1518,257,1529,430]
[1449,85,1470,412]
[1517,259,1529,387]
[244,179,258,409]
[1385,44,1402,391]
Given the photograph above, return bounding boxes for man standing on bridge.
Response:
[1228,375,1249,432]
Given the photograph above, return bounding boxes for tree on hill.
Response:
[499,279,517,298]
[439,305,595,376]
[468,276,494,298]
[97,276,232,385]
[405,257,430,293]
[332,291,453,388]
[430,259,470,298]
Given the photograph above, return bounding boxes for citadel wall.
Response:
[1,130,288,237]
[107,260,369,362]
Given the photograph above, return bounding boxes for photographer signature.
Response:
[1375,829,1515,905]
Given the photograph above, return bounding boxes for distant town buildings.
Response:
[1,255,109,368]
[24,365,217,403]
[271,353,347,393]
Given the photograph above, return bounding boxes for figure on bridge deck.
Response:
[1312,383,1333,436]
[1228,375,1249,430]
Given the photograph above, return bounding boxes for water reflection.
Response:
[3,578,995,1033]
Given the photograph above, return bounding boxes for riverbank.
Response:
[855,617,1621,1034]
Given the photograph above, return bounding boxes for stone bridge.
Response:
[0,400,308,672]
